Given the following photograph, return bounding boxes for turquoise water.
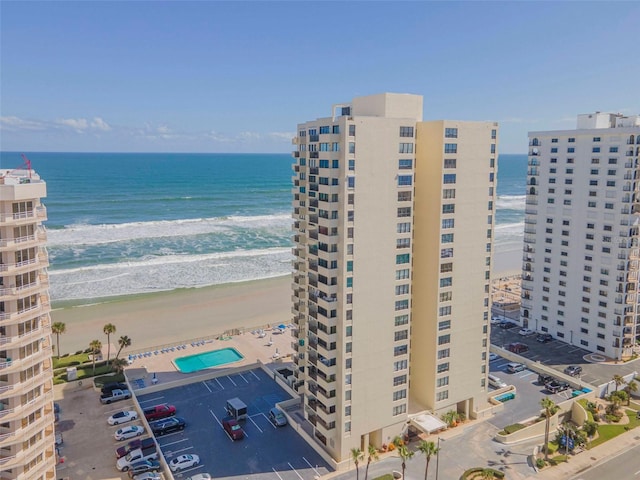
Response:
[174,347,244,373]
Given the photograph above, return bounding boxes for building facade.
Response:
[291,93,498,462]
[521,113,640,360]
[0,166,56,480]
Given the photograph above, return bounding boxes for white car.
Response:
[489,353,498,362]
[133,474,161,480]
[518,328,534,337]
[114,425,145,441]
[169,454,200,472]
[490,316,502,325]
[186,475,212,480]
[108,410,138,425]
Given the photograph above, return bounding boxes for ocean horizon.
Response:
[0,151,527,302]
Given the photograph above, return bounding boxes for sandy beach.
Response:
[50,275,293,357]
[50,248,522,357]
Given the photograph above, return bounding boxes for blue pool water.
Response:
[174,347,244,373]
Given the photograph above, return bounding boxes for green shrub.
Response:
[76,350,84,355]
[535,458,545,469]
[460,467,505,479]
[583,420,598,437]
[502,423,526,434]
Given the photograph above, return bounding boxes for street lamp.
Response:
[435,437,443,480]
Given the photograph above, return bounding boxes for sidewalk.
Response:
[524,428,640,479]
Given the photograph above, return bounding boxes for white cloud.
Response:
[56,117,89,132]
[0,116,47,131]
[90,117,111,131]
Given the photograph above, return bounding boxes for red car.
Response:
[507,342,529,354]
[143,404,176,421]
[222,419,244,440]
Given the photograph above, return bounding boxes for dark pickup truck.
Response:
[101,382,128,395]
[143,404,176,421]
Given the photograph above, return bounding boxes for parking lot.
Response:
[137,367,332,480]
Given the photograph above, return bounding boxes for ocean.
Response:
[0,152,527,302]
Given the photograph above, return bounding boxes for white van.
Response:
[488,374,507,389]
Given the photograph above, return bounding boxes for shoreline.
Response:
[49,253,522,357]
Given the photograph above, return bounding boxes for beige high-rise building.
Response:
[522,113,640,360]
[0,165,56,480]
[291,93,498,463]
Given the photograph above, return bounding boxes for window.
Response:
[442,218,455,229]
[399,159,413,169]
[443,174,457,184]
[443,189,456,199]
[436,377,449,387]
[440,277,452,287]
[397,238,410,249]
[394,359,408,371]
[393,404,407,416]
[399,126,414,137]
[593,147,601,153]
[395,284,410,295]
[439,306,451,316]
[349,142,356,154]
[394,345,408,356]
[332,159,339,168]
[394,330,409,341]
[399,143,414,154]
[348,159,355,170]
[397,207,411,217]
[346,260,353,272]
[438,348,450,359]
[445,127,458,138]
[395,300,409,311]
[347,177,355,188]
[442,204,455,214]
[394,375,407,386]
[349,125,355,136]
[438,320,451,331]
[444,158,457,168]
[397,222,411,233]
[441,233,454,244]
[395,314,409,326]
[332,125,339,134]
[396,269,410,280]
[346,277,353,288]
[439,291,452,302]
[444,143,457,153]
[609,146,618,153]
[319,126,330,134]
[398,191,412,201]
[567,147,575,153]
[437,362,449,373]
[436,391,449,401]
[440,263,453,273]
[607,169,616,176]
[491,129,497,139]
[396,254,410,264]
[551,147,558,153]
[440,248,453,258]
[608,158,617,164]
[398,175,412,186]
[438,334,450,345]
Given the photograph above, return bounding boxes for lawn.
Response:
[587,409,640,449]
[53,353,90,369]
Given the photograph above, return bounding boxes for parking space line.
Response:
[105,405,136,414]
[496,362,510,369]
[272,468,285,480]
[202,381,212,393]
[166,446,194,456]
[209,409,223,427]
[519,372,535,379]
[250,370,261,380]
[215,377,225,389]
[175,463,202,475]
[137,396,164,404]
[303,457,321,476]
[227,375,237,387]
[288,462,304,480]
[159,438,189,448]
[568,347,582,353]
[239,373,249,383]
[248,414,264,433]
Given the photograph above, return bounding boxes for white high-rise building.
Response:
[0,165,56,480]
[291,93,498,462]
[522,113,640,360]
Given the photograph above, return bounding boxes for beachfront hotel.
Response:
[0,166,56,480]
[291,93,498,462]
[522,113,640,361]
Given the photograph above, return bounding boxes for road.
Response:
[571,443,640,480]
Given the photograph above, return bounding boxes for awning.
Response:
[410,413,447,434]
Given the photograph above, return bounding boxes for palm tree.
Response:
[51,322,66,358]
[89,339,102,375]
[364,444,378,480]
[111,357,128,376]
[417,440,439,480]
[103,323,116,366]
[613,374,625,392]
[560,422,577,460]
[541,397,559,461]
[624,379,638,405]
[115,335,132,360]
[397,445,414,479]
[351,448,363,480]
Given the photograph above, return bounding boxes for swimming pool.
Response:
[173,347,244,373]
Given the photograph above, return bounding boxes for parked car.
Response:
[490,316,502,325]
[488,353,499,362]
[536,333,553,343]
[518,328,535,337]
[506,362,526,373]
[131,473,161,480]
[149,416,185,436]
[126,460,161,478]
[268,407,287,427]
[564,365,583,377]
[144,404,176,421]
[545,380,570,394]
[116,437,156,459]
[499,321,517,329]
[108,410,139,425]
[169,454,200,472]
[537,373,555,385]
[507,342,529,354]
[488,374,507,389]
[186,474,212,480]
[222,419,245,440]
[115,425,145,441]
[100,389,131,404]
[101,382,128,395]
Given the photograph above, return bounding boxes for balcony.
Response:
[310,152,319,159]
[0,231,48,251]
[0,207,47,225]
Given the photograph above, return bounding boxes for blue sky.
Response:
[1,1,638,153]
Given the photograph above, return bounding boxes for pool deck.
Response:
[123,326,296,386]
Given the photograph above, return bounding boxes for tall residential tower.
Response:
[0,165,56,480]
[291,93,498,462]
[522,113,640,361]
